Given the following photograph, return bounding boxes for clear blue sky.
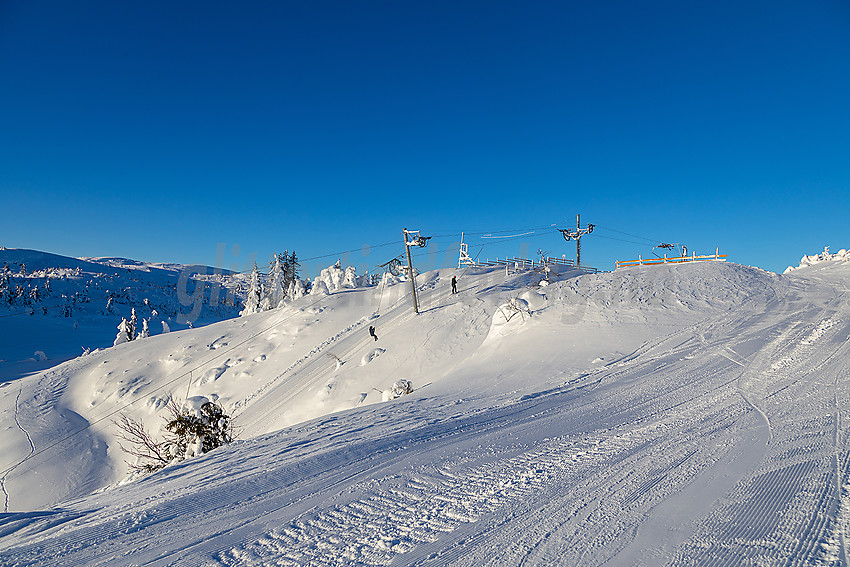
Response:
[2,0,848,277]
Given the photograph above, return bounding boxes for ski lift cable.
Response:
[430,225,559,239]
[410,229,559,262]
[592,234,658,247]
[480,231,536,239]
[592,224,662,244]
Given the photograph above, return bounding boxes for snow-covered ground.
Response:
[1,252,849,566]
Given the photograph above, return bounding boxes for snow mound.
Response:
[361,348,386,366]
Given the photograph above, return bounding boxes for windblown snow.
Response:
[1,251,849,566]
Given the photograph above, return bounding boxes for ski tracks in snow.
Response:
[213,428,650,566]
[1,386,36,512]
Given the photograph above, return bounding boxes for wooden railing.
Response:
[615,250,726,269]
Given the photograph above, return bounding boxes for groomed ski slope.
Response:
[1,259,849,566]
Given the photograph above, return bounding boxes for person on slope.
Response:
[451,275,458,294]
[369,325,378,341]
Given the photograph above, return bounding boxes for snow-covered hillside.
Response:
[0,248,243,377]
[1,256,849,566]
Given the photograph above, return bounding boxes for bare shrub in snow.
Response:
[114,397,234,474]
[496,297,531,324]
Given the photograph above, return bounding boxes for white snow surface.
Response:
[1,258,850,566]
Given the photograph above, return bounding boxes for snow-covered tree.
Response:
[311,279,330,296]
[164,398,233,460]
[343,266,357,289]
[286,277,307,302]
[0,266,9,304]
[114,317,132,346]
[104,296,117,315]
[129,308,138,340]
[382,379,414,401]
[162,320,171,333]
[312,261,346,293]
[284,251,299,289]
[140,318,150,338]
[114,397,234,474]
[263,253,286,310]
[240,264,263,316]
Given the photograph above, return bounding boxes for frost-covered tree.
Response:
[312,261,346,293]
[129,308,138,340]
[162,320,171,333]
[286,277,307,302]
[114,317,132,346]
[164,398,233,460]
[0,266,9,304]
[311,279,330,296]
[104,296,117,315]
[240,264,263,316]
[114,397,234,474]
[263,253,286,310]
[140,318,150,338]
[283,251,299,290]
[15,285,26,305]
[343,266,357,289]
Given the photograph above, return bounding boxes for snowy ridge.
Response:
[1,259,849,565]
[784,246,850,273]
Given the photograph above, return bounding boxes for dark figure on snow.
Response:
[369,325,378,341]
[451,275,458,294]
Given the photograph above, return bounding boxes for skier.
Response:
[451,275,458,294]
[369,325,378,341]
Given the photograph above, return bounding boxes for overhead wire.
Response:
[592,224,662,245]
[593,234,658,247]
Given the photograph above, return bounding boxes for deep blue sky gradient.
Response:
[2,0,849,276]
